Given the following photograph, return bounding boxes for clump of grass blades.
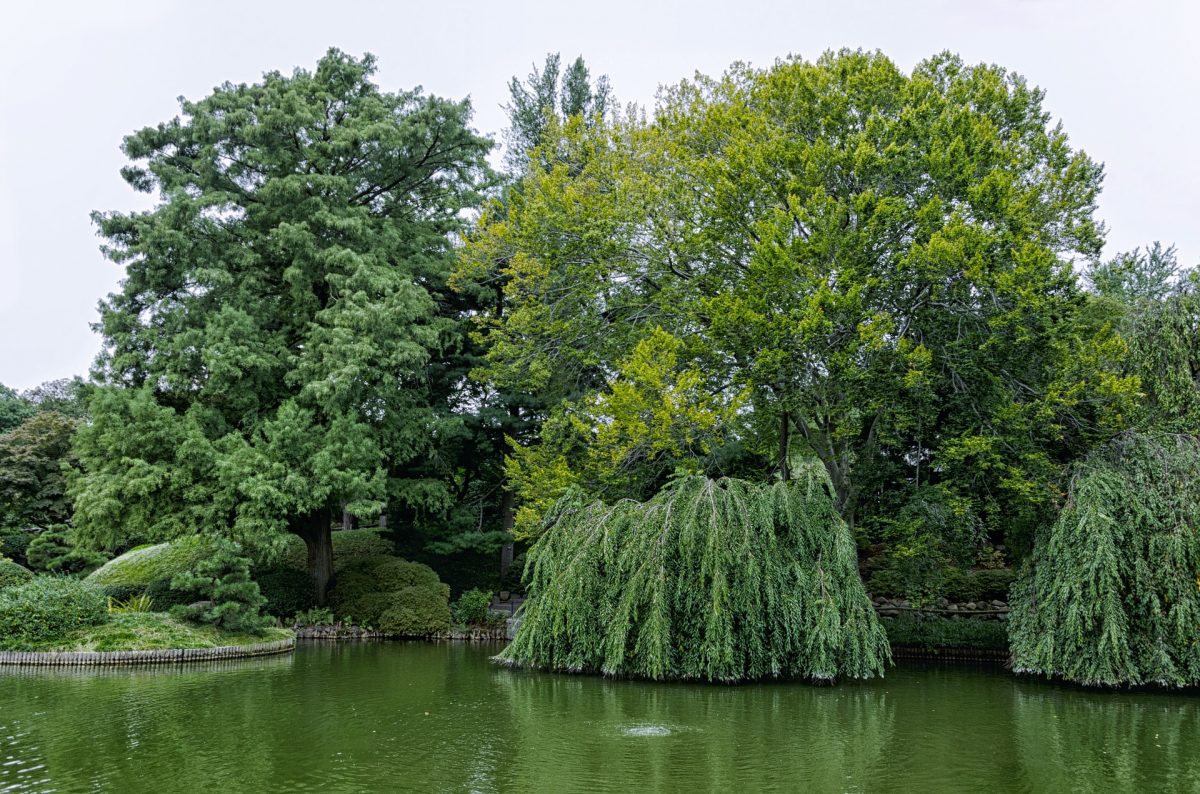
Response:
[497,464,890,683]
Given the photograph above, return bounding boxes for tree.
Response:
[503,53,612,174]
[464,50,1136,562]
[1086,241,1180,305]
[169,537,272,635]
[71,50,492,603]
[0,410,79,527]
[498,464,890,682]
[1009,433,1200,687]
[0,385,34,434]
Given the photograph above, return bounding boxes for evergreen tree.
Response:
[169,537,272,634]
[70,50,492,603]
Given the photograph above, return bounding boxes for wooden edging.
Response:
[889,645,1010,663]
[0,637,295,666]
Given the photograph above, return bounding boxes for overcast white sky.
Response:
[1,0,1197,390]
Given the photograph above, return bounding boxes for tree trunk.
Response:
[295,508,334,606]
[778,410,791,482]
[500,487,515,580]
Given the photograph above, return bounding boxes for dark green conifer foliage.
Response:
[169,537,272,635]
[498,463,890,682]
[1009,433,1200,687]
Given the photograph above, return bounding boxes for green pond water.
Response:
[1,642,1198,793]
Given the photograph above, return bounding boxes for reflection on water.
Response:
[0,643,1196,793]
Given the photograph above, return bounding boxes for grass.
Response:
[881,614,1008,651]
[1,612,293,653]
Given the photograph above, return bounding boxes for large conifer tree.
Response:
[71,50,491,602]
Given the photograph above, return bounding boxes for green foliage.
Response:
[293,607,335,626]
[70,49,493,603]
[1010,433,1200,687]
[0,384,35,434]
[267,529,395,572]
[504,52,612,174]
[1086,242,1180,305]
[86,535,209,588]
[499,467,890,682]
[329,555,450,630]
[168,538,272,635]
[25,527,108,576]
[464,49,1135,558]
[255,565,316,618]
[1121,276,1200,435]
[882,615,1008,651]
[0,411,79,527]
[107,593,154,613]
[12,611,292,653]
[0,558,34,590]
[451,588,494,626]
[0,528,33,566]
[0,577,109,648]
[376,586,453,636]
[867,565,1015,603]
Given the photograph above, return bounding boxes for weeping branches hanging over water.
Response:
[1010,432,1200,687]
[496,463,890,682]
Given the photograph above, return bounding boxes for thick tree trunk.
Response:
[295,508,334,606]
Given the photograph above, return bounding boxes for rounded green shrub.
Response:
[362,557,442,592]
[452,588,493,626]
[25,529,109,577]
[0,559,34,591]
[376,586,452,637]
[337,592,393,627]
[0,577,109,647]
[255,565,316,618]
[267,529,394,573]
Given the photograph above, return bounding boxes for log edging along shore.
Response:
[888,645,1010,663]
[0,636,295,666]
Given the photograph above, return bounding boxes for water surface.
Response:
[1,642,1197,792]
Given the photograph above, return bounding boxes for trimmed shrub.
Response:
[267,529,394,573]
[362,557,442,592]
[0,559,33,591]
[376,586,453,637]
[452,588,493,626]
[145,578,194,611]
[169,538,272,635]
[0,577,109,647]
[255,565,316,618]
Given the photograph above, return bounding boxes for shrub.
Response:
[941,569,1016,603]
[882,615,1008,651]
[266,529,393,573]
[452,588,493,626]
[99,583,148,603]
[0,528,33,566]
[0,559,33,591]
[361,557,442,592]
[168,538,272,635]
[145,578,194,611]
[26,528,109,577]
[0,577,109,647]
[336,592,393,627]
[376,586,452,637]
[293,607,335,626]
[255,565,315,618]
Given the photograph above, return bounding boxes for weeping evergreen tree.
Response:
[1009,433,1200,687]
[497,463,890,682]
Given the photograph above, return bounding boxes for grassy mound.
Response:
[86,536,209,589]
[3,612,292,653]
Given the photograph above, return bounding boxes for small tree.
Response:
[169,538,272,635]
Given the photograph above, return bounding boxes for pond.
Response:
[1,642,1198,793]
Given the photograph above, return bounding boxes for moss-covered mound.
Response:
[86,529,395,616]
[1010,433,1200,687]
[498,467,890,682]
